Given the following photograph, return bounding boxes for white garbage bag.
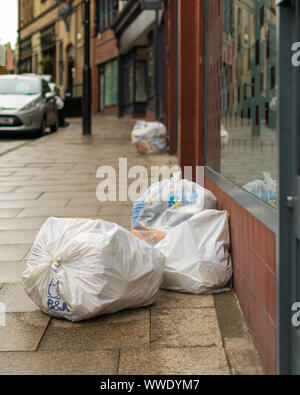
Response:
[156,210,232,295]
[132,121,168,154]
[221,124,229,148]
[22,217,165,321]
[243,172,277,207]
[131,178,218,245]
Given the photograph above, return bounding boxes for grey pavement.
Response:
[0,116,263,375]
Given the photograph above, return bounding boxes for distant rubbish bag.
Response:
[221,124,229,147]
[243,172,277,207]
[131,178,218,245]
[22,217,165,322]
[132,121,168,154]
[156,210,233,295]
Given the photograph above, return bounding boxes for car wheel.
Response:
[50,112,59,133]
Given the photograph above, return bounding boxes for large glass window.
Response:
[104,59,118,107]
[122,48,147,107]
[207,0,277,207]
[135,62,147,102]
[96,0,118,33]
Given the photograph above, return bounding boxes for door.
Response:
[277,0,300,375]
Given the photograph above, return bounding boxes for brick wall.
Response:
[205,177,277,375]
[92,24,118,113]
[177,0,197,169]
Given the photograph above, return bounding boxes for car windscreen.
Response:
[0,77,41,95]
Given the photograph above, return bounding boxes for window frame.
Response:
[203,0,278,233]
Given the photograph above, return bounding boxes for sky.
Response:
[0,0,18,48]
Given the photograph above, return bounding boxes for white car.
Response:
[0,74,58,136]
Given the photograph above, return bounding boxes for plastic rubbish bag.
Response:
[131,178,218,245]
[243,172,277,207]
[156,210,232,295]
[221,124,229,148]
[22,217,165,322]
[132,121,168,154]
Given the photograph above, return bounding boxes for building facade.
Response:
[91,0,127,115]
[90,0,165,120]
[17,0,85,101]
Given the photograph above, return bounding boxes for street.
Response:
[0,116,263,375]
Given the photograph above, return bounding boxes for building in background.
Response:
[91,0,127,115]
[0,43,15,74]
[90,0,165,120]
[5,43,16,74]
[112,0,165,120]
[16,0,85,106]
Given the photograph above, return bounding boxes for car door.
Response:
[277,0,300,375]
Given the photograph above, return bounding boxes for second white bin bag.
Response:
[22,217,165,321]
[156,210,232,295]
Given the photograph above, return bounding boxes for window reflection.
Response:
[209,0,278,207]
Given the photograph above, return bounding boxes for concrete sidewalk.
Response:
[0,116,263,375]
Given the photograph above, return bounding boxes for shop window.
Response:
[207,0,278,207]
[104,59,118,107]
[122,48,147,109]
[95,0,118,34]
[147,32,155,100]
[135,62,147,102]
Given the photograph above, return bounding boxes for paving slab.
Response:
[0,187,18,193]
[119,346,230,375]
[150,308,223,348]
[0,217,50,230]
[0,283,39,313]
[0,312,50,351]
[15,184,97,193]
[0,193,41,201]
[99,206,133,216]
[153,290,215,309]
[224,337,265,375]
[0,261,27,283]
[0,230,38,244]
[0,245,31,261]
[39,309,150,352]
[17,207,101,218]
[0,208,23,218]
[38,192,98,200]
[0,350,118,375]
[0,200,68,209]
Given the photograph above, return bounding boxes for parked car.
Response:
[0,74,58,136]
[48,82,69,127]
[23,73,54,84]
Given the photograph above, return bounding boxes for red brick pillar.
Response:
[194,0,205,167]
[164,0,177,155]
[177,0,197,170]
